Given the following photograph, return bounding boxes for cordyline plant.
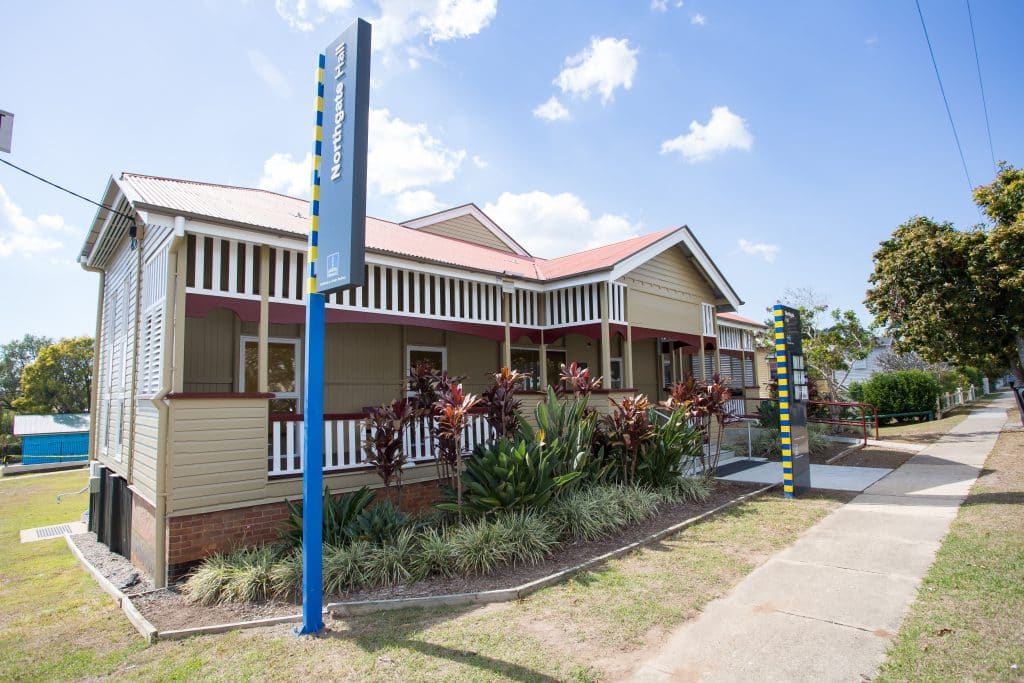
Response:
[433,383,482,512]
[603,394,655,486]
[481,367,528,440]
[559,361,602,397]
[362,398,413,506]
[663,373,734,476]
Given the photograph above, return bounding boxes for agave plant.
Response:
[481,367,528,440]
[438,438,581,516]
[362,398,413,506]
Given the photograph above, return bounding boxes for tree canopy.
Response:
[0,334,53,411]
[866,163,1024,380]
[11,337,94,415]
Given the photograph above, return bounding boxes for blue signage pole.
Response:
[298,53,328,636]
[298,19,370,637]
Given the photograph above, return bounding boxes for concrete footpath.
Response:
[627,396,1012,682]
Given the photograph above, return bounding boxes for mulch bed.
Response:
[71,482,759,632]
[828,447,916,470]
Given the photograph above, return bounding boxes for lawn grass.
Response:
[876,406,970,444]
[0,472,846,682]
[877,408,1024,682]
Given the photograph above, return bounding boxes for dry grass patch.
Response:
[878,407,1024,682]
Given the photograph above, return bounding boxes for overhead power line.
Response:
[0,157,136,226]
[966,0,997,173]
[914,0,975,195]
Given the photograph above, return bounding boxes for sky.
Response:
[1,0,1022,344]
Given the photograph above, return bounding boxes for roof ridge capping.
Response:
[120,172,310,203]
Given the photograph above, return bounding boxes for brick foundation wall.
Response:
[166,477,445,582]
[130,493,157,579]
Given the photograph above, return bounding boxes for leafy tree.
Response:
[866,163,1024,381]
[760,288,875,399]
[11,337,94,414]
[0,334,53,411]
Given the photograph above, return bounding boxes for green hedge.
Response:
[852,370,941,417]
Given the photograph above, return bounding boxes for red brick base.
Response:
[165,477,445,581]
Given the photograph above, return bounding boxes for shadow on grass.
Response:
[318,604,561,682]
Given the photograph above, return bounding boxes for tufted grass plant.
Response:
[661,476,712,505]
[496,510,559,566]
[411,526,456,579]
[449,517,514,576]
[323,540,370,595]
[362,529,418,587]
[549,486,627,542]
[615,485,663,524]
[269,549,302,600]
[185,547,277,605]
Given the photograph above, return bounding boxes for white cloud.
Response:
[394,190,444,217]
[738,238,779,263]
[274,0,352,32]
[408,57,421,69]
[472,155,489,169]
[259,152,312,198]
[247,49,291,98]
[0,184,67,258]
[368,108,466,195]
[532,96,571,122]
[650,0,668,11]
[691,13,706,25]
[429,0,497,42]
[660,106,753,162]
[371,0,496,52]
[483,191,641,258]
[554,37,638,104]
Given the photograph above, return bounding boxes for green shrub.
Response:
[808,423,831,455]
[518,386,609,485]
[848,382,864,403]
[753,424,830,457]
[279,486,376,548]
[636,411,703,488]
[860,370,942,417]
[756,400,780,429]
[351,499,410,545]
[614,485,662,524]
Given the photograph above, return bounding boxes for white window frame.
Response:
[406,345,447,374]
[238,336,302,405]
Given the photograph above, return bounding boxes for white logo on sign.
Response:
[326,252,340,277]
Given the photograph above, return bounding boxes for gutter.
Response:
[79,260,105,464]
[149,215,186,588]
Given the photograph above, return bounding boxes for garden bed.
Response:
[71,481,758,632]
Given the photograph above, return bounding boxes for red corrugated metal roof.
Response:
[535,227,680,279]
[717,311,764,327]
[115,173,681,282]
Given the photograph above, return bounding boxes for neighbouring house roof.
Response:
[717,312,766,329]
[82,173,742,306]
[13,413,90,436]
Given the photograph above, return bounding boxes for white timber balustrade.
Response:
[184,230,632,331]
[268,414,493,476]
